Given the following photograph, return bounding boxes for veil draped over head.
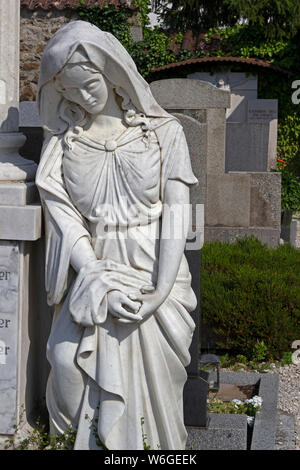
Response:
[37,21,171,133]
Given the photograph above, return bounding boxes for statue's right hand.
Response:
[107,290,142,323]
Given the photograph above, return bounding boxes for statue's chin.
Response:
[83,102,106,115]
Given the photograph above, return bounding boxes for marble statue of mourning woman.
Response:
[36,21,198,450]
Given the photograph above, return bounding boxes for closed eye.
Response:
[85,80,99,90]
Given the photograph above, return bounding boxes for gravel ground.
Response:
[269,363,300,450]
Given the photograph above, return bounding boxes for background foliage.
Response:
[154,0,300,39]
[201,238,300,360]
[152,0,239,32]
[77,0,300,211]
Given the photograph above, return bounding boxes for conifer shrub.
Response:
[201,237,300,360]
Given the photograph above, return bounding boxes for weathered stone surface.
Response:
[0,1,37,182]
[0,238,53,439]
[172,113,207,207]
[251,373,279,450]
[150,79,230,110]
[204,227,280,248]
[0,241,19,434]
[19,101,41,127]
[0,204,41,241]
[206,108,227,174]
[0,182,38,206]
[187,73,278,175]
[293,216,300,248]
[249,172,281,229]
[186,414,248,450]
[0,2,19,131]
[170,109,207,123]
[206,174,251,227]
[268,115,278,170]
[275,411,296,450]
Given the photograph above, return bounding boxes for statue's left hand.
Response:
[128,288,166,321]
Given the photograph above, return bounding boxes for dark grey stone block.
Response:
[226,122,270,172]
[217,371,259,385]
[275,411,296,450]
[186,371,279,450]
[187,413,248,450]
[249,172,281,229]
[251,373,279,450]
[204,227,280,248]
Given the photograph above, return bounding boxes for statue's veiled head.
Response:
[54,48,110,116]
[38,21,170,134]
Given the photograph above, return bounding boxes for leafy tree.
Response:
[229,0,300,39]
[153,0,300,39]
[152,0,239,32]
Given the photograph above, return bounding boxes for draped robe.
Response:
[36,117,198,450]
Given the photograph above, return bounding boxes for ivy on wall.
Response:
[77,1,300,211]
[77,1,200,78]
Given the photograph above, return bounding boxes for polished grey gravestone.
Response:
[186,414,248,450]
[186,371,279,450]
[188,72,278,173]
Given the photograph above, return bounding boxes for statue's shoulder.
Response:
[150,116,182,134]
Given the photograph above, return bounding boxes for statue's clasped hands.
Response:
[108,285,166,324]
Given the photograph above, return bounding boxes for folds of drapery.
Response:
[36,134,92,305]
[36,118,198,307]
[49,259,196,449]
[36,118,198,449]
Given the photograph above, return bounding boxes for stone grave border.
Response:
[187,371,279,450]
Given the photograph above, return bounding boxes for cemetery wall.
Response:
[20,8,79,101]
[20,4,142,101]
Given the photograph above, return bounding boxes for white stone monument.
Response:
[0,0,42,443]
[0,0,37,183]
[36,21,199,450]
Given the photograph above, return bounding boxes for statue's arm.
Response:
[70,236,97,272]
[129,179,189,319]
[156,178,189,299]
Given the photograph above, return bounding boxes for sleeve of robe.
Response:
[36,135,92,306]
[153,118,198,202]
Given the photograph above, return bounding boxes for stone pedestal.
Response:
[0,1,51,446]
[0,241,19,432]
[0,0,37,182]
[0,133,37,181]
[0,208,44,438]
[187,414,248,450]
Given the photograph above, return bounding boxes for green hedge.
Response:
[201,238,300,360]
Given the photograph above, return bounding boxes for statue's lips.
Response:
[87,99,98,106]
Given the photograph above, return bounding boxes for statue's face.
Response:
[57,64,109,115]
